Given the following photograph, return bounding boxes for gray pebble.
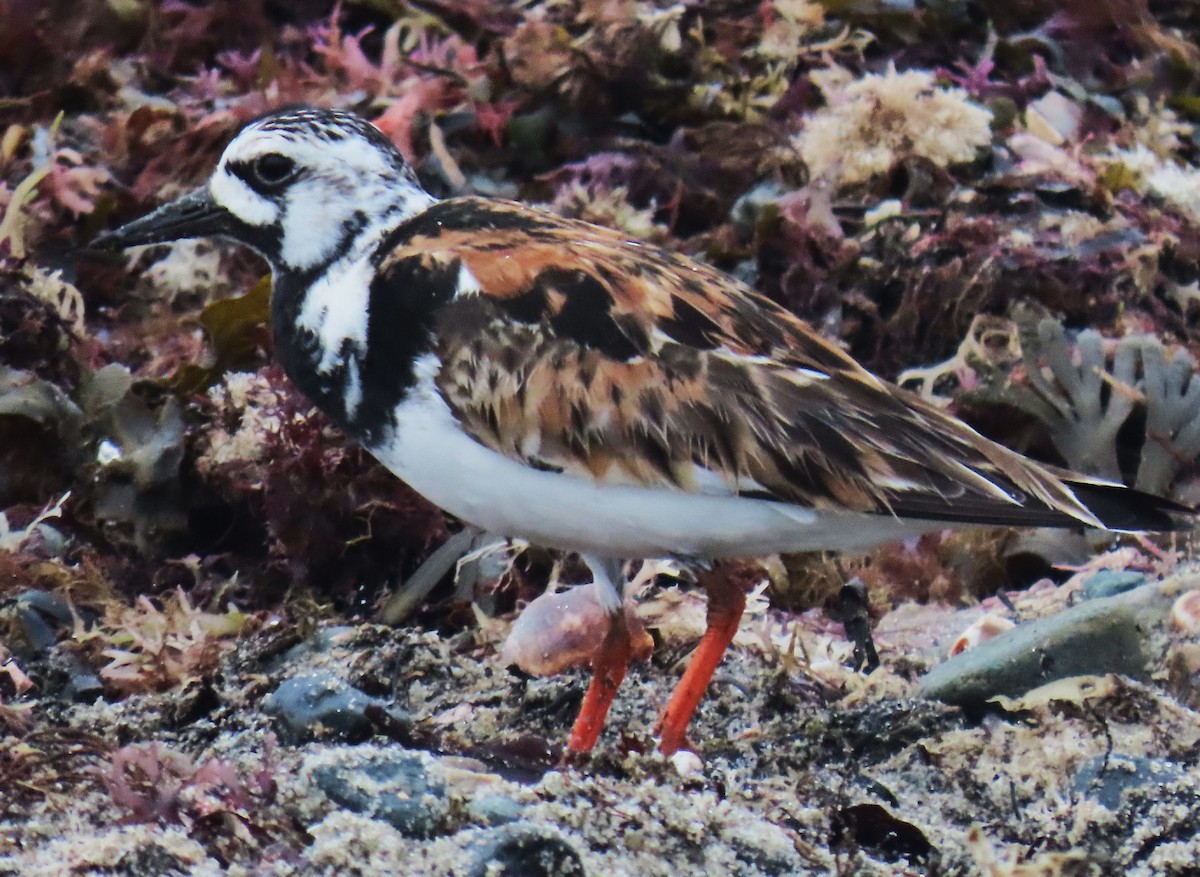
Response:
[16,590,76,626]
[16,603,60,652]
[465,794,528,827]
[263,671,378,743]
[275,626,358,668]
[469,823,585,877]
[1073,754,1184,810]
[313,751,448,838]
[15,589,86,653]
[1081,570,1146,601]
[63,665,104,702]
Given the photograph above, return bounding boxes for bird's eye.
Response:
[250,153,297,188]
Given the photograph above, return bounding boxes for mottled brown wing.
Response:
[379,197,1109,528]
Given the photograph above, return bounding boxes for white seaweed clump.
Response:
[797,65,993,188]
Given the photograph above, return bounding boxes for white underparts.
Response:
[371,355,941,559]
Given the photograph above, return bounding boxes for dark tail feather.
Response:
[1066,480,1194,532]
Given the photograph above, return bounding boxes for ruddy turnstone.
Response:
[94,107,1188,757]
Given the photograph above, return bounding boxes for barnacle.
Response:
[1172,590,1200,634]
[947,613,1015,658]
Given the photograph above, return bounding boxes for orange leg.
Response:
[655,568,748,756]
[566,609,632,754]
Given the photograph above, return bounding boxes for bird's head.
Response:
[94,107,434,272]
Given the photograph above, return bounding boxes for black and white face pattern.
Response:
[210,108,435,273]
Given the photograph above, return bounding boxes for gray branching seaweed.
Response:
[1136,340,1200,494]
[1019,318,1140,480]
[911,312,1200,499]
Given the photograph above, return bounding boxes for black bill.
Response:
[91,187,232,250]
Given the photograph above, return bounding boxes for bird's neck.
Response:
[268,204,454,447]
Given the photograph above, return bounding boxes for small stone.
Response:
[15,590,76,651]
[16,589,75,625]
[917,591,1154,709]
[263,672,378,743]
[469,823,585,877]
[465,794,527,827]
[1081,570,1146,601]
[276,625,359,667]
[668,749,704,778]
[728,824,806,877]
[16,604,59,652]
[112,842,192,877]
[313,750,449,838]
[63,664,104,702]
[1073,754,1184,810]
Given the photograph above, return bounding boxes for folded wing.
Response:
[374,197,1183,532]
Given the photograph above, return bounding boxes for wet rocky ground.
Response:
[2,554,1198,876]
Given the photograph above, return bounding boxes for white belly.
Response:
[371,357,940,558]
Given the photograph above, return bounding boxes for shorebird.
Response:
[94,106,1187,756]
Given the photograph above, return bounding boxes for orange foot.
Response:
[655,564,750,756]
[565,610,632,756]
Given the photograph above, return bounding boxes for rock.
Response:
[465,794,527,827]
[1001,529,1090,582]
[111,842,193,877]
[1073,754,1184,809]
[469,823,586,877]
[16,602,60,652]
[15,590,79,651]
[312,750,449,838]
[916,582,1183,709]
[727,822,808,876]
[1081,570,1146,600]
[276,625,359,667]
[16,589,75,624]
[62,665,104,702]
[263,671,378,743]
[13,591,103,701]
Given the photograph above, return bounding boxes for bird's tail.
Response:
[1062,477,1193,533]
